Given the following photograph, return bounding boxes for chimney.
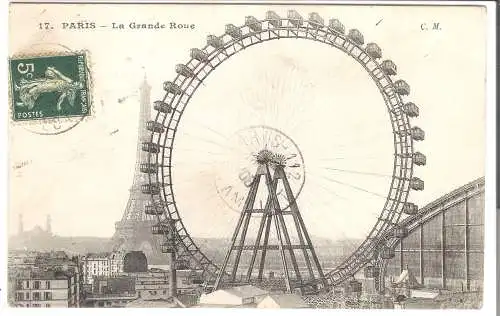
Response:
[18,214,24,235]
[46,214,52,234]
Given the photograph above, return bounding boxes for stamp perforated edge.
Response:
[7,49,95,130]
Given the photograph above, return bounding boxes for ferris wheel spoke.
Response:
[180,131,231,150]
[259,127,269,150]
[238,72,313,128]
[172,146,227,158]
[326,130,391,150]
[312,185,385,220]
[318,156,385,162]
[262,127,274,148]
[317,116,392,145]
[301,183,343,215]
[321,167,393,179]
[237,93,268,125]
[172,159,220,166]
[180,131,249,157]
[300,179,379,233]
[183,117,233,142]
[306,176,348,201]
[276,97,304,126]
[286,116,320,136]
[192,189,225,207]
[235,131,263,156]
[309,171,387,199]
[169,172,216,192]
[173,171,219,188]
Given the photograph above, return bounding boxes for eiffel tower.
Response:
[213,150,327,294]
[110,77,165,264]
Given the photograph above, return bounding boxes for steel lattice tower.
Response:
[111,77,164,263]
[213,150,327,293]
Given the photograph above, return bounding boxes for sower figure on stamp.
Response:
[15,66,83,111]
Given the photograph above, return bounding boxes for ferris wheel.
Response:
[140,10,426,290]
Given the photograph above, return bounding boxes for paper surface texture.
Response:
[5,1,492,311]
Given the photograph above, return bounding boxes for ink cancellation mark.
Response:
[214,126,306,214]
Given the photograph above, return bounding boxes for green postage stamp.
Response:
[9,53,91,121]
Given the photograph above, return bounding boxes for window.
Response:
[44,292,52,300]
[34,281,40,289]
[33,292,41,301]
[25,281,29,288]
[45,281,51,289]
[32,303,41,308]
[45,304,50,308]
[15,293,24,301]
[25,292,30,300]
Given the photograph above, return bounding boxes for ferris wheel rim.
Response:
[145,12,421,288]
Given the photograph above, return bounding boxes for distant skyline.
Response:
[9,5,486,240]
[13,213,52,237]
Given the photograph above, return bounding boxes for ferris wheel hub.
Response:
[254,149,274,164]
[254,149,293,168]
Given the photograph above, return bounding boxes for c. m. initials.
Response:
[420,22,441,31]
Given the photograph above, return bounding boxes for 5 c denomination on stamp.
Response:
[9,53,91,122]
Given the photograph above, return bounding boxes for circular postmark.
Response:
[214,125,305,214]
[9,43,92,135]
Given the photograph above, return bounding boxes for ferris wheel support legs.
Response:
[268,172,304,287]
[246,197,272,282]
[276,166,328,291]
[257,211,273,281]
[264,164,293,293]
[214,157,328,293]
[213,173,263,290]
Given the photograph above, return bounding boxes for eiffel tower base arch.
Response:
[111,218,167,265]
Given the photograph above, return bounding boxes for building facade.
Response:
[82,251,125,285]
[129,269,203,298]
[82,268,203,307]
[384,178,484,292]
[13,270,79,308]
[8,251,83,308]
[110,251,125,276]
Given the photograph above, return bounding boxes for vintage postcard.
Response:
[3,0,496,313]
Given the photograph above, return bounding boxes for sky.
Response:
[8,4,486,241]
